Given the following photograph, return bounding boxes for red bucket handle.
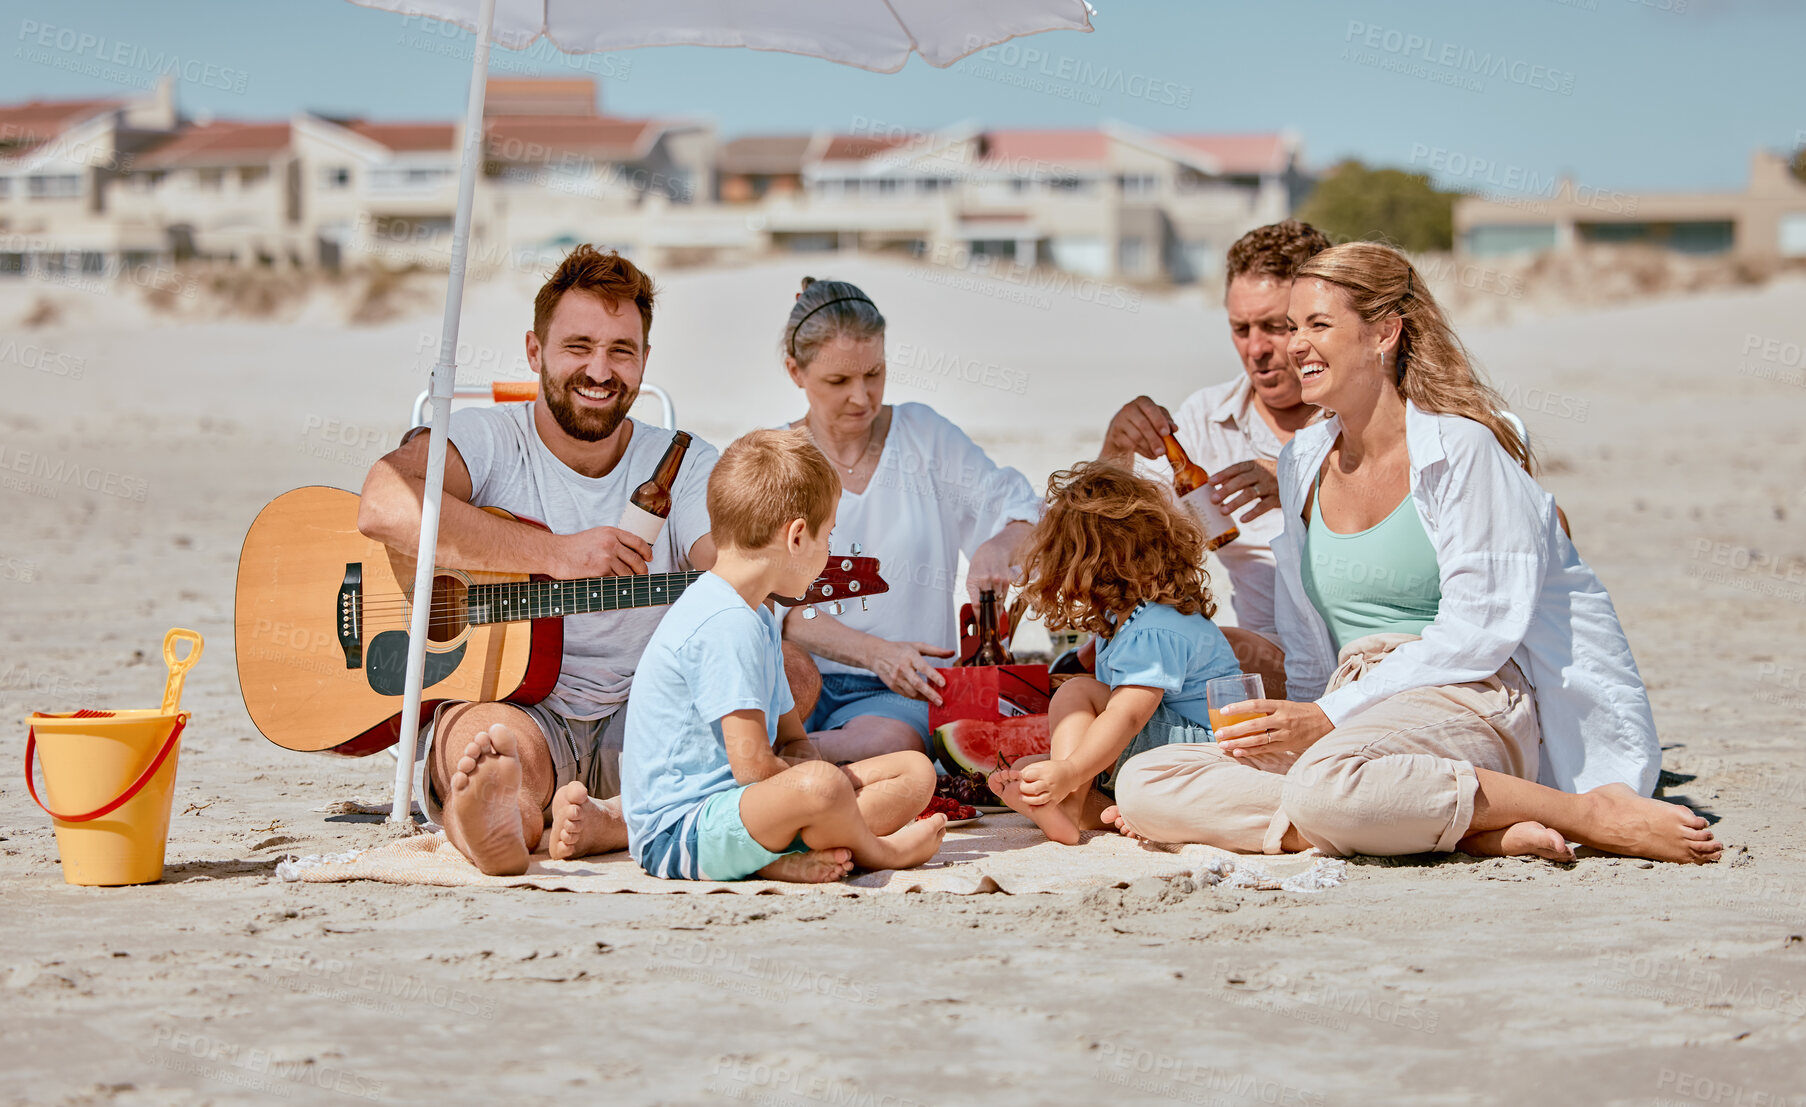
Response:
[24,715,187,823]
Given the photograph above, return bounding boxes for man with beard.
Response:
[1096,220,1332,696]
[358,246,726,874]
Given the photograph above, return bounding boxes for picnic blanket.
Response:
[279,812,1347,895]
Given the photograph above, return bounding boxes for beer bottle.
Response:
[618,431,691,544]
[1162,432,1239,552]
[965,589,1014,666]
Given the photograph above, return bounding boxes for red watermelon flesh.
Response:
[932,716,1051,775]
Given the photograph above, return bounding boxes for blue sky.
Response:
[4,0,1802,194]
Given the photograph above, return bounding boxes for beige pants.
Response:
[1113,633,1541,856]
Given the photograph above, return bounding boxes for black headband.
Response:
[788,295,876,358]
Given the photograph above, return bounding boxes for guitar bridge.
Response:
[338,563,362,669]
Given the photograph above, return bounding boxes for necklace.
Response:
[807,417,877,475]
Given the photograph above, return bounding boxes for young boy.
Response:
[616,428,947,883]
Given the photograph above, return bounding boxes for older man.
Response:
[1098,220,1332,695]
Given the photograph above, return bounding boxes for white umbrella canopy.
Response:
[350,0,1094,71]
[349,0,1095,824]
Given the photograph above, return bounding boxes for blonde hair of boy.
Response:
[707,428,841,550]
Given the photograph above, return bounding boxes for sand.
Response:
[3,258,1804,1105]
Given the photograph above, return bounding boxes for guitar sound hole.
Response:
[428,574,469,642]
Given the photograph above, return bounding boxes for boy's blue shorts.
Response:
[639,785,810,881]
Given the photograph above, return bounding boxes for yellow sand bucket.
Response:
[25,629,203,886]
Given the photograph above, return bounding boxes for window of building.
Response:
[1779,213,1806,259]
[239,165,269,186]
[79,251,106,274]
[26,174,81,199]
[0,253,24,275]
[1464,224,1558,257]
[874,177,901,195]
[1117,173,1158,197]
[197,168,225,190]
[323,166,351,189]
[0,177,10,199]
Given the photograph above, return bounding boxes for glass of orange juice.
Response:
[1206,673,1267,739]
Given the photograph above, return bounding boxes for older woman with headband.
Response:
[1109,243,1721,865]
[778,277,1042,763]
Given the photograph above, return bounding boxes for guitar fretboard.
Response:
[466,570,704,625]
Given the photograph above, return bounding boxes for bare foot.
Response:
[1573,783,1723,864]
[443,725,529,876]
[547,781,628,860]
[989,767,1080,845]
[871,814,947,870]
[1461,821,1576,861]
[1100,803,1145,841]
[758,848,855,883]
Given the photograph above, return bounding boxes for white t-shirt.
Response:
[794,402,1043,677]
[1133,376,1287,640]
[449,403,718,720]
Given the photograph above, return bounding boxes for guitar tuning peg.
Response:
[801,605,818,620]
[859,598,869,612]
[826,601,845,616]
[849,542,861,556]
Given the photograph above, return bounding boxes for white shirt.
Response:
[450,405,717,720]
[799,402,1043,677]
[1273,402,1661,796]
[1134,376,1287,639]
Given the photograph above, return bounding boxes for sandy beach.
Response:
[3,258,1804,1105]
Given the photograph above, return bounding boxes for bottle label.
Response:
[617,503,666,545]
[1180,486,1237,543]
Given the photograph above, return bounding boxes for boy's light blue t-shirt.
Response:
[621,572,795,859]
[1093,602,1241,729]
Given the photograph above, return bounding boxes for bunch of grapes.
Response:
[935,769,998,807]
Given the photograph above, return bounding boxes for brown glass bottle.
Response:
[1162,432,1239,552]
[618,431,691,544]
[964,588,1014,666]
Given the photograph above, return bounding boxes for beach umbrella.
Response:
[345,0,1096,824]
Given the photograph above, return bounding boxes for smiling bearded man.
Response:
[356,245,815,875]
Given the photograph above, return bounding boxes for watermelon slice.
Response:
[931,716,1051,776]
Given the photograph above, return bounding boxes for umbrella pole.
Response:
[390,0,499,825]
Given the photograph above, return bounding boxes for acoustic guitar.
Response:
[235,486,886,756]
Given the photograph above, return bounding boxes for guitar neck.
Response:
[466,570,704,625]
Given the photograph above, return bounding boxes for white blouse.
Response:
[798,403,1044,677]
[1273,402,1661,796]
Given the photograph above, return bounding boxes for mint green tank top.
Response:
[1299,475,1442,652]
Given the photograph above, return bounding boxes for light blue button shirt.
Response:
[1093,603,1242,729]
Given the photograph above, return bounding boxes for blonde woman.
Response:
[1110,243,1721,865]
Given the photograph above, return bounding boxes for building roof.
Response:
[136,121,292,169]
[345,122,456,152]
[484,78,598,116]
[1164,133,1292,176]
[0,96,123,155]
[816,133,911,163]
[980,129,1112,167]
[483,115,657,161]
[718,134,813,175]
